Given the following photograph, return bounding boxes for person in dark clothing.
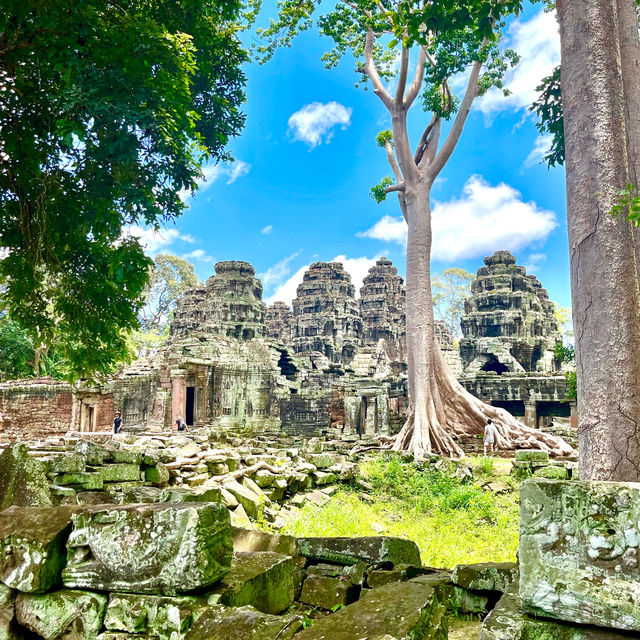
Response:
[175,416,187,432]
[113,412,122,434]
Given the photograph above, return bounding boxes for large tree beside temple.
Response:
[261,0,573,457]
[0,0,252,380]
[555,0,640,480]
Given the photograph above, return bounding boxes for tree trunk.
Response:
[558,0,640,480]
[394,183,575,459]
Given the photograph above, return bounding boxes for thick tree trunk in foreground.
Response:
[394,187,575,459]
[558,0,640,480]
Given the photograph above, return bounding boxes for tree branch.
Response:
[404,46,427,108]
[385,140,403,184]
[413,114,437,165]
[364,29,394,109]
[395,45,410,104]
[385,183,405,194]
[428,58,483,179]
[421,118,442,169]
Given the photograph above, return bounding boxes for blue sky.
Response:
[130,2,571,310]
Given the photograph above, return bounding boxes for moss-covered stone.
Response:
[75,441,108,466]
[296,536,421,566]
[299,574,359,610]
[0,444,53,509]
[184,605,302,640]
[15,589,107,640]
[0,583,18,640]
[367,564,424,588]
[52,472,104,490]
[515,450,549,463]
[161,486,222,504]
[108,450,143,465]
[223,481,264,518]
[295,579,447,640]
[63,503,232,594]
[0,505,82,593]
[47,453,86,475]
[533,466,569,480]
[144,463,169,485]
[208,551,294,614]
[92,464,142,483]
[452,562,518,593]
[520,479,640,632]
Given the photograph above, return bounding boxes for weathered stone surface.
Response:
[224,481,264,518]
[0,582,18,640]
[0,444,53,509]
[63,503,232,594]
[520,479,640,632]
[184,605,302,640]
[231,526,298,556]
[515,450,549,463]
[104,592,202,638]
[299,574,359,610]
[92,464,141,483]
[295,579,447,640]
[0,505,82,593]
[296,536,421,566]
[16,589,107,640]
[367,564,424,588]
[144,463,170,485]
[533,465,569,479]
[208,551,294,614]
[452,562,518,593]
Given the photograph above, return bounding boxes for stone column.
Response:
[570,401,578,429]
[171,373,187,433]
[524,402,538,429]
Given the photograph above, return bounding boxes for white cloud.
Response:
[333,254,382,295]
[182,249,214,264]
[227,160,250,184]
[265,264,309,306]
[258,251,301,292]
[476,9,560,116]
[179,161,250,201]
[525,134,553,167]
[358,175,558,262]
[261,225,273,235]
[525,253,547,273]
[288,101,352,148]
[123,225,195,255]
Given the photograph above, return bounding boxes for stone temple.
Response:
[0,251,573,444]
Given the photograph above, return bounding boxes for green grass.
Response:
[281,456,520,568]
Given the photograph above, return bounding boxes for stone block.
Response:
[0,582,17,639]
[294,579,447,640]
[515,449,549,463]
[229,504,252,528]
[308,453,333,469]
[184,605,302,640]
[299,574,359,610]
[296,536,421,567]
[0,444,53,509]
[92,464,142,483]
[144,463,170,485]
[53,472,104,490]
[452,562,518,593]
[224,481,263,518]
[367,564,424,588]
[520,479,640,632]
[231,526,298,556]
[47,453,87,475]
[162,486,221,504]
[109,449,143,465]
[16,589,107,640]
[206,460,230,476]
[208,551,295,614]
[533,465,569,480]
[104,592,202,638]
[63,503,232,594]
[75,441,108,466]
[0,505,82,592]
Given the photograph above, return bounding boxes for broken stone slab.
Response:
[296,536,421,567]
[0,505,84,593]
[46,453,86,475]
[207,551,295,614]
[223,481,264,518]
[241,476,272,504]
[75,441,108,466]
[299,574,360,610]
[184,604,302,640]
[144,463,170,485]
[295,579,447,640]
[108,449,143,465]
[90,464,142,483]
[51,472,104,491]
[515,449,549,463]
[520,479,640,632]
[533,465,569,480]
[229,504,252,528]
[104,592,203,638]
[409,573,489,615]
[0,444,53,509]
[0,582,18,639]
[367,564,424,588]
[162,486,221,504]
[231,526,298,556]
[63,502,232,594]
[452,562,518,593]
[16,589,108,640]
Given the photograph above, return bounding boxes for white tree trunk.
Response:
[558,0,640,480]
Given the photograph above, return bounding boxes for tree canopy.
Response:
[432,268,474,339]
[0,0,252,380]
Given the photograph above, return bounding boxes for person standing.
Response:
[483,418,496,456]
[113,411,122,434]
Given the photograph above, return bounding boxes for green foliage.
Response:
[610,184,640,226]
[432,268,474,338]
[0,0,251,380]
[0,316,35,380]
[370,176,394,203]
[554,342,576,401]
[375,130,393,148]
[529,66,565,167]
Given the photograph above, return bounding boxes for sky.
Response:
[129,2,571,311]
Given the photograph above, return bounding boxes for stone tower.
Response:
[459,250,560,374]
[266,301,293,342]
[359,257,406,364]
[290,262,363,364]
[169,260,266,341]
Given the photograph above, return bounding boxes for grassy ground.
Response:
[281,455,520,568]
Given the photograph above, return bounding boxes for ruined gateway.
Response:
[0,251,573,443]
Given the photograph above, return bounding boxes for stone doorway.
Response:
[186,386,195,426]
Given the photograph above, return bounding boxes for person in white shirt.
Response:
[484,418,496,456]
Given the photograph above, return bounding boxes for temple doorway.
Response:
[186,386,195,426]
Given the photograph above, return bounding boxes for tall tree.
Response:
[556,0,640,480]
[432,268,474,338]
[261,0,573,457]
[0,0,251,380]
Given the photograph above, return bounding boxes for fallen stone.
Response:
[0,444,53,509]
[52,472,104,491]
[75,441,108,466]
[92,464,141,483]
[163,486,221,504]
[229,504,252,528]
[108,449,143,465]
[16,589,107,640]
[520,479,640,632]
[515,449,549,463]
[299,574,359,610]
[208,551,294,614]
[144,463,170,485]
[0,583,18,640]
[220,487,239,508]
[295,579,447,640]
[231,527,298,556]
[0,505,82,592]
[184,605,302,640]
[242,476,271,504]
[63,502,232,594]
[452,562,518,593]
[308,453,333,469]
[533,465,569,480]
[305,490,330,507]
[297,536,421,567]
[47,453,86,475]
[486,481,511,494]
[367,564,424,588]
[224,481,263,518]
